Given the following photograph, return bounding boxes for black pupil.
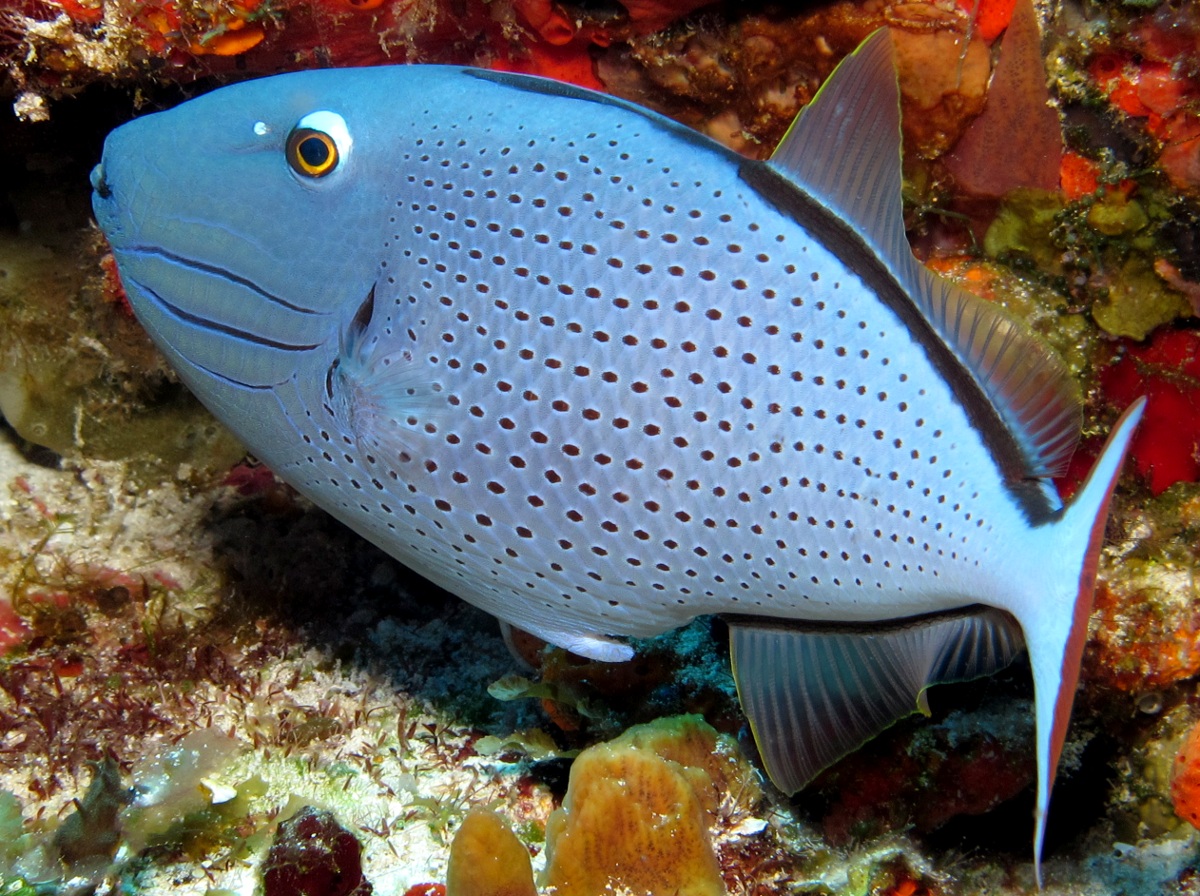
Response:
[298,134,331,168]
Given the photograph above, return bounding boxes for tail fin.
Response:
[1022,397,1144,887]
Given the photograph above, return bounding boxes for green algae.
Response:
[1086,193,1149,236]
[983,187,1192,341]
[984,189,1067,273]
[1091,256,1193,340]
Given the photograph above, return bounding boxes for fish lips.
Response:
[91,118,156,251]
[91,159,130,250]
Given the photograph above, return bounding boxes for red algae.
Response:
[1058,151,1137,203]
[489,42,604,91]
[1099,329,1200,495]
[616,0,713,34]
[944,0,1062,198]
[956,0,1016,42]
[1083,2,1200,192]
[511,0,576,46]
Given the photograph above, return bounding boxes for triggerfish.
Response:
[91,31,1142,882]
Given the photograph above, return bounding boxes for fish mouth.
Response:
[91,155,327,324]
[92,143,334,391]
[90,162,112,200]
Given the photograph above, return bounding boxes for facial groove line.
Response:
[140,282,322,353]
[128,245,326,316]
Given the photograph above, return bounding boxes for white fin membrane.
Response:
[328,287,445,463]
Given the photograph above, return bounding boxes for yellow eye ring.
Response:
[287,127,339,177]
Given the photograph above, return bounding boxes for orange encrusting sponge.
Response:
[1171,719,1200,828]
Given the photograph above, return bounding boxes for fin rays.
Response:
[327,285,445,462]
[921,276,1081,477]
[729,607,1024,794]
[768,29,905,269]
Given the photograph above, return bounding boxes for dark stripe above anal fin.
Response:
[728,607,1024,795]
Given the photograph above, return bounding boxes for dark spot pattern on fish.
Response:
[90,31,1145,884]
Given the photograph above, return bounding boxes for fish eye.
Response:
[286,110,351,179]
[287,129,337,176]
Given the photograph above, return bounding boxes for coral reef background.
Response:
[1,0,1199,893]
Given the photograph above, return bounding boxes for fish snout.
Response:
[90,162,111,200]
[90,156,127,246]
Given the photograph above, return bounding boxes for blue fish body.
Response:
[91,32,1142,880]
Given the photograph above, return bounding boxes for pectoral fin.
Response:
[728,606,1024,794]
[328,286,446,463]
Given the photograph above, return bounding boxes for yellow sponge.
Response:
[445,808,537,896]
[542,715,746,896]
[444,716,757,896]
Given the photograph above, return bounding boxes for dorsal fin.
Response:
[767,28,1081,480]
[768,29,907,271]
[914,273,1081,477]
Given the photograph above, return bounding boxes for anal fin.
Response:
[728,606,1024,794]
